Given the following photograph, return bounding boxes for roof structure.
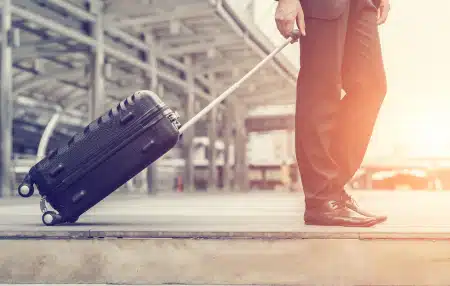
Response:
[9,0,299,127]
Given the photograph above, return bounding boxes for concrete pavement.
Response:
[3,190,450,285]
[1,190,450,238]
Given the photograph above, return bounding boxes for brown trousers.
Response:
[295,0,387,207]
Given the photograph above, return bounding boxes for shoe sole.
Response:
[304,219,380,227]
[347,206,388,225]
[373,216,388,224]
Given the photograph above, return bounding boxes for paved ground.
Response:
[2,190,450,239]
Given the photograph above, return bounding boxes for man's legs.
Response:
[295,4,348,204]
[295,2,379,227]
[329,0,388,220]
[330,1,387,193]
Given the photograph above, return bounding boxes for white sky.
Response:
[228,0,450,159]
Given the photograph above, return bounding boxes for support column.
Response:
[242,135,249,190]
[149,35,158,91]
[157,83,164,97]
[183,56,195,192]
[140,32,158,194]
[86,0,105,121]
[234,103,249,191]
[143,34,160,194]
[234,130,243,191]
[222,100,234,191]
[0,0,13,197]
[207,72,217,191]
[287,130,294,161]
[365,170,373,189]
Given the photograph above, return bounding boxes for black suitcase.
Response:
[17,90,181,225]
[17,31,299,226]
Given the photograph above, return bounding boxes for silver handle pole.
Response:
[178,31,300,134]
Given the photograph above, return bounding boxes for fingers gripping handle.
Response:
[178,30,300,135]
[289,29,301,43]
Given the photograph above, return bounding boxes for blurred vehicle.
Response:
[248,163,299,190]
[349,168,443,191]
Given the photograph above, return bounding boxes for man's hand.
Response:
[377,0,390,25]
[275,0,306,39]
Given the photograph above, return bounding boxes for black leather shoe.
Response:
[304,200,379,227]
[341,192,388,223]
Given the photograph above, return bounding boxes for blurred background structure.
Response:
[0,0,303,198]
[3,0,450,198]
[5,2,450,285]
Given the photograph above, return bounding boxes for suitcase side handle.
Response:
[178,30,300,134]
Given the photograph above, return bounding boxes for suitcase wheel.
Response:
[18,183,34,198]
[42,211,62,226]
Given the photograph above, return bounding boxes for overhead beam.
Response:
[14,0,239,112]
[224,79,289,94]
[161,36,242,56]
[28,0,223,108]
[243,91,295,106]
[104,4,163,19]
[19,37,75,47]
[13,61,87,91]
[102,17,214,101]
[12,45,87,60]
[158,33,237,46]
[13,58,142,102]
[112,6,215,27]
[10,5,203,97]
[14,0,85,31]
[14,68,83,94]
[194,58,258,74]
[212,0,297,87]
[12,0,297,116]
[48,85,78,104]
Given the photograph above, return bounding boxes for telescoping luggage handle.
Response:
[178,29,301,134]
